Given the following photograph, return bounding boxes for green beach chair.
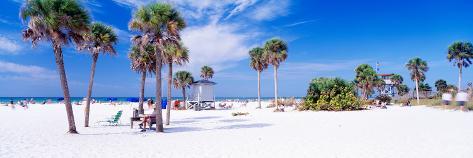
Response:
[96,110,122,126]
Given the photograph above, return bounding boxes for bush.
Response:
[375,94,392,104]
[302,78,361,111]
[465,101,473,111]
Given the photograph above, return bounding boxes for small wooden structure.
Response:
[188,80,217,111]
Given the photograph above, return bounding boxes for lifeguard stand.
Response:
[188,80,217,111]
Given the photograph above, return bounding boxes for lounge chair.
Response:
[96,110,122,126]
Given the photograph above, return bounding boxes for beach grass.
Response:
[413,98,473,110]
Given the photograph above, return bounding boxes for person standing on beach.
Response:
[442,92,452,108]
[456,91,469,111]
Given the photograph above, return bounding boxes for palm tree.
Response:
[173,71,194,108]
[397,84,410,96]
[418,82,432,98]
[264,38,288,111]
[129,44,156,115]
[163,42,189,125]
[406,57,428,104]
[390,74,403,96]
[354,64,378,100]
[447,42,473,90]
[129,3,185,132]
[20,0,90,134]
[434,79,448,93]
[390,74,403,86]
[200,66,214,80]
[249,47,268,109]
[81,23,118,127]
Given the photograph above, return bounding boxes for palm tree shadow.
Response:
[185,116,221,120]
[172,120,198,124]
[79,131,141,136]
[215,123,272,130]
[218,119,249,123]
[164,126,205,133]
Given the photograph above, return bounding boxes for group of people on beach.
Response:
[441,91,470,111]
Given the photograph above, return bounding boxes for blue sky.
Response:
[0,0,472,97]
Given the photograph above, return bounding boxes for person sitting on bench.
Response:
[141,109,156,132]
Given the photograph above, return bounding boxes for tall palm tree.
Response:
[264,38,288,111]
[249,47,268,109]
[173,71,194,109]
[447,41,473,90]
[129,44,156,115]
[129,3,185,132]
[200,66,214,80]
[354,64,378,100]
[163,42,189,125]
[20,0,90,134]
[406,57,428,104]
[81,23,118,127]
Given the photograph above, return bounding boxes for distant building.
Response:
[378,73,395,97]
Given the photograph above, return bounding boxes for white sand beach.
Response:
[1,102,473,158]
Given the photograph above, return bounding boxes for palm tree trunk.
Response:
[155,49,164,133]
[182,87,186,109]
[165,63,172,125]
[53,42,77,134]
[273,66,279,110]
[138,71,146,114]
[415,78,420,104]
[458,65,462,91]
[84,53,98,127]
[257,70,261,109]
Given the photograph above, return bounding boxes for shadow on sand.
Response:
[162,123,272,133]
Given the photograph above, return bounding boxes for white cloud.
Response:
[283,19,317,28]
[225,0,257,19]
[179,23,253,74]
[112,0,289,21]
[249,0,289,20]
[0,61,57,80]
[112,0,153,8]
[112,0,290,73]
[0,37,21,54]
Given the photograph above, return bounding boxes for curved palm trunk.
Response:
[415,78,420,104]
[155,49,164,133]
[257,70,262,109]
[182,87,186,109]
[138,71,146,114]
[273,66,279,110]
[53,43,77,134]
[458,65,462,91]
[165,63,172,125]
[84,53,99,127]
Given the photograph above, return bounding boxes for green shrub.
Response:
[464,101,473,111]
[302,78,361,111]
[375,94,392,104]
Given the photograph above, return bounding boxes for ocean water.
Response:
[0,97,303,104]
